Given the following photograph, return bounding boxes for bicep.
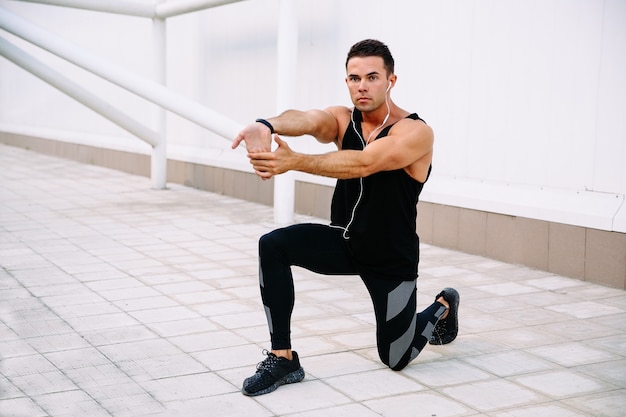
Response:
[360,122,433,174]
[306,108,341,144]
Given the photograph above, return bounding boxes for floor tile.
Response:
[514,370,610,398]
[443,379,545,412]
[283,403,384,417]
[489,403,589,417]
[141,372,236,402]
[253,379,351,415]
[159,393,273,417]
[403,359,492,387]
[325,368,425,401]
[364,392,471,417]
[528,342,619,367]
[575,359,626,388]
[0,397,48,417]
[546,301,624,319]
[192,343,265,370]
[562,390,626,417]
[462,350,555,377]
[303,351,384,379]
[34,390,111,416]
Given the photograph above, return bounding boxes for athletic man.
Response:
[232,39,459,396]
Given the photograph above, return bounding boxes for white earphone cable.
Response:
[337,84,392,240]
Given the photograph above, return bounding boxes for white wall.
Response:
[1,0,624,231]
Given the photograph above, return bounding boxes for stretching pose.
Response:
[232,39,459,396]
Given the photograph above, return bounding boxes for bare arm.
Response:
[268,109,340,144]
[231,108,341,152]
[249,118,433,180]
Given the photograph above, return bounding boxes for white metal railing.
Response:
[1,0,298,223]
[0,5,242,188]
[15,0,247,19]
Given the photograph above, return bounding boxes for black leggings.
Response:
[258,223,446,371]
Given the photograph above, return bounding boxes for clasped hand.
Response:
[248,135,294,180]
[232,122,295,180]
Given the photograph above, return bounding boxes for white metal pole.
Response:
[151,5,167,190]
[273,0,298,224]
[0,36,160,147]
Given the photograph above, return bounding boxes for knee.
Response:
[381,358,407,372]
[379,348,410,371]
[259,229,289,264]
[259,231,271,248]
[259,230,278,255]
[389,361,408,372]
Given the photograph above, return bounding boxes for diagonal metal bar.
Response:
[0,36,161,147]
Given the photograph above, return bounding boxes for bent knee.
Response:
[388,361,408,372]
[380,349,413,371]
[259,230,279,253]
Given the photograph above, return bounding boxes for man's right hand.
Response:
[232,122,273,153]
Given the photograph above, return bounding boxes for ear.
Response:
[388,74,398,89]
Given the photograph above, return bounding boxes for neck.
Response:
[360,100,395,126]
[355,103,393,145]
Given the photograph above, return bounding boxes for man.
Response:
[232,39,459,397]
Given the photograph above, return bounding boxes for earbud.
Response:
[386,81,392,92]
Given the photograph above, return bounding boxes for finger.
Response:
[247,152,275,160]
[273,134,285,147]
[250,157,269,169]
[232,136,243,149]
[251,161,272,172]
[254,169,273,180]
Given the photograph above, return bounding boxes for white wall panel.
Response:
[0,0,624,230]
[594,0,626,194]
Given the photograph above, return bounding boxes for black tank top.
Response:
[330,109,431,280]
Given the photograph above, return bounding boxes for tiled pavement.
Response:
[1,143,625,417]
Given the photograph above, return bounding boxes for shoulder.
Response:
[391,114,433,141]
[323,106,352,143]
[324,106,352,123]
[307,106,352,129]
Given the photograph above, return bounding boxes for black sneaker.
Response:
[429,287,460,345]
[242,350,305,396]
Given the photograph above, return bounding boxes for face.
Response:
[345,56,394,113]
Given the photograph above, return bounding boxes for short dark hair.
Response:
[345,39,395,76]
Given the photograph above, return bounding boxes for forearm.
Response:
[266,110,312,136]
[266,109,337,143]
[290,150,370,179]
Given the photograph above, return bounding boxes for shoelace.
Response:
[256,350,279,371]
[431,314,447,342]
[432,325,444,342]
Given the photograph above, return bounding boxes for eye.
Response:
[369,75,377,81]
[349,76,360,83]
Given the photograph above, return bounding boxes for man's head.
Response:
[345,39,396,113]
[346,39,395,77]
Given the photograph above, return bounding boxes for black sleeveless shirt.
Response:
[330,109,431,280]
